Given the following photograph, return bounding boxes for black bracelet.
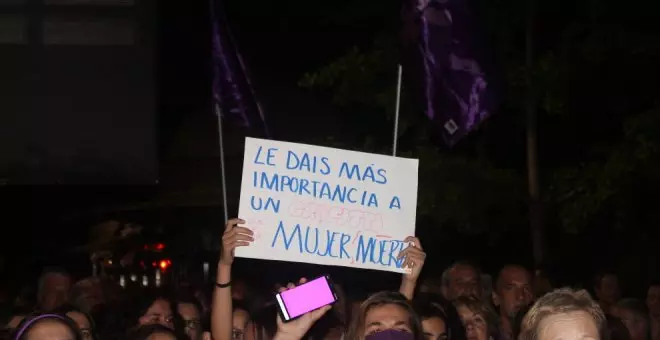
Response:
[215,280,232,288]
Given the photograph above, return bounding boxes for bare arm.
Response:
[398,236,426,300]
[210,219,253,340]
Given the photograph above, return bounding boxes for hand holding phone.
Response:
[275,276,337,322]
[274,278,334,340]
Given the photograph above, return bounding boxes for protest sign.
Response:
[235,137,419,273]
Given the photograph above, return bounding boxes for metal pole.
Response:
[393,64,403,156]
[215,103,229,222]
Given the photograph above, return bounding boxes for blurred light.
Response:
[130,274,137,282]
[203,262,209,280]
[142,275,148,287]
[119,275,125,288]
[155,270,161,287]
[155,243,165,251]
[159,259,171,270]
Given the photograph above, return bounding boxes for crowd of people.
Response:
[2,218,660,340]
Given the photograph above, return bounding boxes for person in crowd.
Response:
[231,301,250,340]
[594,272,621,315]
[607,315,632,340]
[441,262,482,301]
[612,298,651,340]
[132,290,176,330]
[12,313,82,340]
[69,278,104,315]
[518,288,606,340]
[646,282,660,340]
[345,290,425,340]
[412,293,467,340]
[52,305,97,340]
[126,324,185,340]
[454,296,498,340]
[176,295,205,340]
[36,268,72,312]
[491,265,534,340]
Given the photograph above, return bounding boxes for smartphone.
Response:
[275,276,338,322]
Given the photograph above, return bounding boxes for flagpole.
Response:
[214,103,229,223]
[393,64,403,156]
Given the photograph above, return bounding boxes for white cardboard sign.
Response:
[235,138,419,273]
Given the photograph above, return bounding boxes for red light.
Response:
[159,259,171,270]
[155,243,165,251]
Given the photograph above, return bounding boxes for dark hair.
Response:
[127,289,186,337]
[413,293,466,340]
[90,304,127,340]
[442,261,481,287]
[12,313,82,340]
[126,324,187,340]
[174,293,203,317]
[593,271,618,290]
[37,267,71,305]
[607,315,631,340]
[249,302,278,340]
[52,304,98,340]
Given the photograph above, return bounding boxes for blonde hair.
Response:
[454,296,499,338]
[519,288,607,340]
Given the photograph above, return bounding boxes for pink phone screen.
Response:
[280,277,335,318]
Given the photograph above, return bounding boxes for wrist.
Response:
[401,277,418,285]
[217,262,231,281]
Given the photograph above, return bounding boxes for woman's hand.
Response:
[399,236,426,282]
[219,218,253,267]
[398,236,426,300]
[273,278,331,340]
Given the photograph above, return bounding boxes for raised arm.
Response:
[398,236,426,300]
[211,218,253,340]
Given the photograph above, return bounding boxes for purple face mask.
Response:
[365,329,415,340]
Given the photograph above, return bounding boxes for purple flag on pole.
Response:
[402,0,497,146]
[210,1,269,137]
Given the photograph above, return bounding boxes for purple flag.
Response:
[210,1,269,137]
[402,0,497,146]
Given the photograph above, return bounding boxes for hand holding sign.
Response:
[274,278,331,340]
[399,236,426,282]
[237,138,419,273]
[220,218,254,266]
